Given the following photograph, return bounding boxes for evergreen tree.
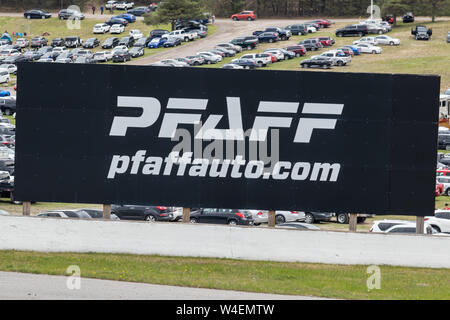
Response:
[144,0,204,30]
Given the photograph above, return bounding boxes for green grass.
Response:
[0,250,449,299]
[199,20,450,92]
[0,199,101,215]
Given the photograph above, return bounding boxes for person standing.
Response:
[92,5,96,15]
[100,6,104,15]
[211,14,215,24]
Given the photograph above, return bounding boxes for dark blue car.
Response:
[105,17,128,26]
[230,59,256,69]
[114,13,136,23]
[257,32,279,43]
[148,37,167,48]
[163,37,182,47]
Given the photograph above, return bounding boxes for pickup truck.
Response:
[411,25,432,40]
[162,30,196,42]
[115,1,134,10]
[253,27,291,41]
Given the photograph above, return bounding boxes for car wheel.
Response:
[301,64,306,68]
[295,53,300,57]
[247,17,252,21]
[446,188,450,196]
[358,32,363,37]
[190,218,198,223]
[337,60,344,66]
[337,33,343,37]
[305,213,315,224]
[378,30,383,34]
[337,213,349,224]
[233,17,238,21]
[4,108,11,116]
[26,15,31,19]
[42,16,45,19]
[247,45,252,50]
[228,219,238,225]
[431,225,441,233]
[269,39,274,43]
[372,50,376,54]
[275,214,286,224]
[389,41,394,46]
[207,60,211,64]
[145,215,156,222]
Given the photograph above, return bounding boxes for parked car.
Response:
[175,57,195,66]
[276,222,320,230]
[313,50,351,66]
[58,8,84,20]
[102,37,120,49]
[129,46,144,58]
[93,23,111,34]
[300,56,333,69]
[118,36,135,47]
[37,210,92,219]
[148,37,167,48]
[74,56,97,64]
[284,45,306,57]
[163,37,182,47]
[215,43,242,53]
[436,175,450,195]
[110,24,126,34]
[221,64,244,69]
[336,213,373,224]
[304,212,333,224]
[127,7,150,16]
[265,27,291,41]
[80,208,120,220]
[353,36,378,46]
[111,205,174,221]
[411,25,432,40]
[197,52,221,63]
[284,24,307,35]
[425,211,450,233]
[0,49,20,62]
[231,11,256,21]
[134,36,151,47]
[0,70,9,84]
[15,38,29,48]
[355,43,382,54]
[190,208,254,225]
[403,12,415,23]
[298,38,323,51]
[112,45,129,54]
[114,13,136,23]
[335,24,369,37]
[258,32,279,43]
[93,51,113,62]
[374,35,400,46]
[385,223,436,235]
[240,53,272,66]
[0,97,15,115]
[185,55,205,65]
[105,17,128,26]
[230,37,258,50]
[0,64,17,75]
[83,38,100,49]
[30,37,48,48]
[370,219,415,233]
[149,29,169,39]
[162,29,195,42]
[274,211,305,224]
[24,9,51,19]
[50,38,65,47]
[115,1,134,10]
[64,36,82,48]
[129,29,143,39]
[230,58,256,69]
[342,45,362,55]
[315,36,335,46]
[159,59,188,67]
[112,50,131,62]
[213,47,235,57]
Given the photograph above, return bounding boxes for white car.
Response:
[0,69,10,84]
[110,24,125,34]
[374,35,401,46]
[160,59,189,67]
[197,51,222,62]
[264,49,284,61]
[129,29,143,40]
[0,64,17,74]
[370,219,414,233]
[0,49,20,60]
[93,23,110,34]
[163,30,196,42]
[275,211,305,224]
[105,0,118,9]
[384,223,437,235]
[240,53,272,66]
[115,1,134,10]
[215,43,242,53]
[436,175,450,195]
[221,64,245,69]
[112,45,129,54]
[355,43,382,54]
[15,38,29,48]
[52,46,67,54]
[353,36,379,46]
[305,25,317,33]
[93,51,113,62]
[425,210,450,233]
[313,50,351,66]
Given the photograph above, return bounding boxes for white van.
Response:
[0,70,10,84]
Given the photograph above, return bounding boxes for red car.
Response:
[310,19,331,28]
[436,182,444,196]
[266,52,277,63]
[231,11,256,21]
[309,37,332,47]
[285,45,306,57]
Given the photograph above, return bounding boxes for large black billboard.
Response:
[15,63,440,215]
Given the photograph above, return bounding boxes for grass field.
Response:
[0,250,449,299]
[200,20,450,92]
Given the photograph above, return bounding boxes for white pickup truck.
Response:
[115,1,134,10]
[312,50,351,66]
[162,30,196,42]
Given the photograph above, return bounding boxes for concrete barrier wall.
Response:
[0,216,449,268]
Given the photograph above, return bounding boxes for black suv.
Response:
[190,208,254,226]
[411,26,432,40]
[149,29,169,39]
[118,36,135,47]
[65,36,83,48]
[83,38,100,48]
[403,12,415,23]
[230,36,258,50]
[265,27,291,40]
[298,39,323,51]
[0,97,16,115]
[284,24,307,35]
[51,38,65,47]
[335,24,369,37]
[102,37,119,49]
[111,205,174,222]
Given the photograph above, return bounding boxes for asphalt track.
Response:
[0,271,327,300]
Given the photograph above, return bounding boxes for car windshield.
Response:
[417,27,427,32]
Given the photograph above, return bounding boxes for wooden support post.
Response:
[349,213,358,232]
[22,201,31,216]
[182,207,190,223]
[102,204,111,220]
[268,210,276,228]
[416,216,425,234]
